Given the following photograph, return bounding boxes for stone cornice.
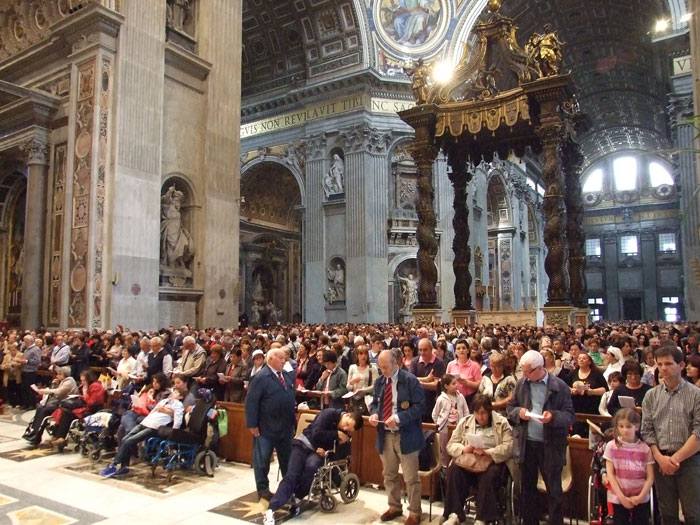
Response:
[241,70,411,123]
[0,81,60,137]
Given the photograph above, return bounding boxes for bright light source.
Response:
[681,12,692,23]
[655,19,670,32]
[432,61,453,84]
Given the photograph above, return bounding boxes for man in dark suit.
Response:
[506,350,574,525]
[245,347,296,501]
[369,350,426,525]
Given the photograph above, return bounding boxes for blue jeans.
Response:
[113,424,157,467]
[117,410,144,445]
[253,433,292,493]
[269,441,324,511]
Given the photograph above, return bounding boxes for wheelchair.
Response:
[463,465,518,525]
[306,439,360,513]
[145,391,219,481]
[22,412,58,447]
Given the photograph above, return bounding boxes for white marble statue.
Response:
[251,273,265,304]
[160,186,194,277]
[397,273,418,314]
[327,263,345,302]
[323,153,344,198]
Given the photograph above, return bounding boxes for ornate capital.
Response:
[20,139,49,165]
[339,125,392,155]
[304,133,327,161]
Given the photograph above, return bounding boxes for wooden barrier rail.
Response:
[214,404,599,519]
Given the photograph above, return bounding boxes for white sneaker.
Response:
[263,509,275,525]
[439,515,459,525]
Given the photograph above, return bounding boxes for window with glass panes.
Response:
[620,235,638,256]
[658,233,676,253]
[588,297,604,321]
[585,238,601,257]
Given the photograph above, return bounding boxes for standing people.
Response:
[604,408,654,525]
[245,348,296,501]
[369,350,426,525]
[20,335,41,410]
[641,343,700,525]
[506,350,575,525]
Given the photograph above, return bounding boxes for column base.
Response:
[412,307,442,325]
[541,305,575,328]
[572,308,590,327]
[451,309,477,327]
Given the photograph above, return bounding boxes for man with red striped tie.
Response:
[369,350,426,525]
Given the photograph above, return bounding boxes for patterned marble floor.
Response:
[0,406,446,525]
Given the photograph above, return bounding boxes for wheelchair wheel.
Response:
[339,473,360,504]
[320,491,337,513]
[90,448,102,462]
[195,450,217,477]
[587,474,595,523]
[80,445,90,457]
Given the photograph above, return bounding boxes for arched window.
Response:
[613,157,637,191]
[649,162,673,187]
[582,168,603,193]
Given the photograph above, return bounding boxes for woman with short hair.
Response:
[440,394,514,525]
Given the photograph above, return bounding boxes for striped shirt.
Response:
[603,439,653,504]
[641,379,700,453]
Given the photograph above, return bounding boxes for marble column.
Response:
[20,139,49,330]
[563,138,587,308]
[448,157,473,311]
[535,110,571,306]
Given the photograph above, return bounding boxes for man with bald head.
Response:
[245,348,296,501]
[370,350,426,525]
[409,337,445,421]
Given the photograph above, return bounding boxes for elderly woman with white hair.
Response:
[23,366,78,446]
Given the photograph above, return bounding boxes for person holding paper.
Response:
[506,350,574,525]
[607,361,651,416]
[24,366,78,446]
[368,350,426,525]
[440,394,514,525]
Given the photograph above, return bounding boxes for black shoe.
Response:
[258,489,274,501]
[288,504,301,517]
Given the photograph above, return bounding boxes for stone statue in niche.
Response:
[322,154,344,198]
[325,261,345,303]
[160,186,194,284]
[166,0,191,32]
[397,273,419,314]
[251,273,265,304]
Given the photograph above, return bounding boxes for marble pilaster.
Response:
[19,139,49,330]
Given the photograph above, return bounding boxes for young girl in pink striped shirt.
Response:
[603,408,655,525]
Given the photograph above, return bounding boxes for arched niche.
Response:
[160,175,197,288]
[486,171,512,229]
[240,161,303,325]
[392,257,418,322]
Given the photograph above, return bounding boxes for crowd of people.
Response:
[0,320,698,525]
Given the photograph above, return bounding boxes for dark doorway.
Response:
[622,297,642,320]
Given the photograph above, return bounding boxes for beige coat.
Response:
[0,350,23,387]
[446,410,516,478]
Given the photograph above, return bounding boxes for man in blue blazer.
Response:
[245,347,296,501]
[369,350,426,525]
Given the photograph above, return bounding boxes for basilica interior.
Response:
[0,0,696,329]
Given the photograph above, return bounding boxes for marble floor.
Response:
[0,407,447,525]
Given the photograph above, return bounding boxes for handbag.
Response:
[59,396,87,411]
[454,452,492,473]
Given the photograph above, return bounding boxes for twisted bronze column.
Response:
[536,111,571,306]
[411,141,440,306]
[563,138,587,308]
[449,157,474,310]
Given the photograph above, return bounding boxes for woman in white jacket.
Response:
[432,374,469,467]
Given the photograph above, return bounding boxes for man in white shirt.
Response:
[50,333,71,368]
[100,389,184,478]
